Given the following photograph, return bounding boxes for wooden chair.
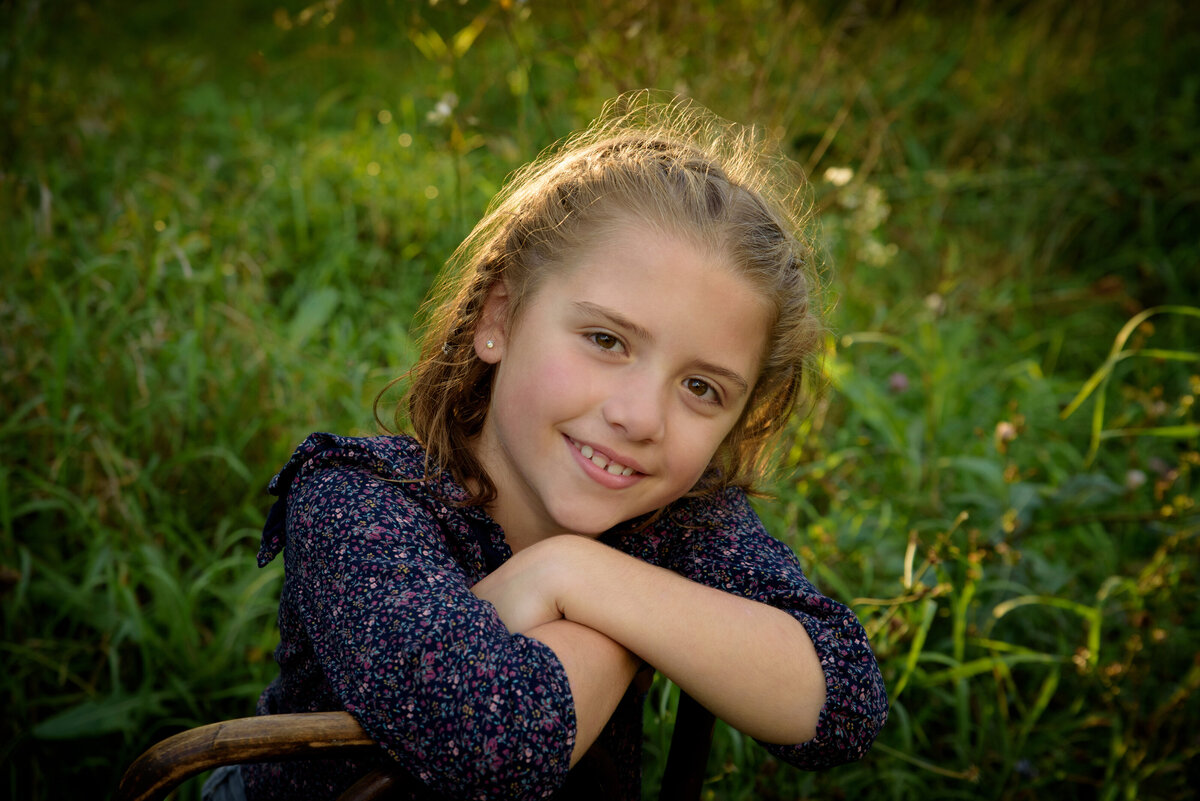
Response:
[117,690,715,801]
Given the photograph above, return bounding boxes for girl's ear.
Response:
[474,281,510,364]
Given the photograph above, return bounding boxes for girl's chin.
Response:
[567,511,664,537]
[556,516,620,538]
[548,508,640,538]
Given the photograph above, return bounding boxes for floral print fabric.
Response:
[243,433,886,800]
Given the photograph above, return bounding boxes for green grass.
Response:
[3,1,1198,799]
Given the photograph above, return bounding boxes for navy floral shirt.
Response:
[244,433,886,800]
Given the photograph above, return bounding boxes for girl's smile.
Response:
[471,222,772,550]
[566,434,643,488]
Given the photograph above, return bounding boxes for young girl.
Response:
[229,95,886,800]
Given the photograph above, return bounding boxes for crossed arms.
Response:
[471,534,826,765]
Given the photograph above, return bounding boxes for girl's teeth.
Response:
[574,440,636,476]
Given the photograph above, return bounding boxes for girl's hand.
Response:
[470,538,566,634]
[473,538,642,766]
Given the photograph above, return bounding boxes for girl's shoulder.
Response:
[267,432,438,496]
[664,486,760,531]
[257,432,466,568]
[605,487,766,561]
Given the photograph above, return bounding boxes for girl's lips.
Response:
[565,436,646,489]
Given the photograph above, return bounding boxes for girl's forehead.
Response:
[570,223,765,306]
[534,224,772,371]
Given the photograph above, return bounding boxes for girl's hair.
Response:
[379,91,825,506]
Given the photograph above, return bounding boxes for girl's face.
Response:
[472,223,771,549]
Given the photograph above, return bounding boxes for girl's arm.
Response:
[524,620,640,765]
[476,534,824,744]
[642,493,887,767]
[473,488,887,767]
[468,553,643,765]
[271,439,583,799]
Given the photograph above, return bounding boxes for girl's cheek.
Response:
[511,354,581,408]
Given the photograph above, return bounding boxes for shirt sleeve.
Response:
[279,447,577,800]
[653,489,888,769]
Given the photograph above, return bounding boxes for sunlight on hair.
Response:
[386,91,828,505]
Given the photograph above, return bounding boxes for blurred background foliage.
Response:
[2,0,1198,798]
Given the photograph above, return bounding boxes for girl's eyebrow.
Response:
[572,301,654,342]
[694,360,750,398]
[571,300,751,397]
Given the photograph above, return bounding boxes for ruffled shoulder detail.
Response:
[256,433,439,566]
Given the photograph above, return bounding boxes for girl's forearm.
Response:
[525,619,640,766]
[473,563,639,765]
[548,536,826,745]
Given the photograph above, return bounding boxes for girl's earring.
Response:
[486,340,495,349]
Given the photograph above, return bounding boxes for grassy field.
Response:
[3,1,1199,798]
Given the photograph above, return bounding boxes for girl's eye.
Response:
[588,332,624,352]
[684,377,720,404]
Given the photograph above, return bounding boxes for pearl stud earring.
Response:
[486,340,495,349]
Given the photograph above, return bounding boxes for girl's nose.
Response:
[602,372,667,443]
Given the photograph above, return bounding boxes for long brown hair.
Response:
[378,91,825,506]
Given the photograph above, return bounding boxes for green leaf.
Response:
[1060,304,1200,466]
[1052,473,1123,509]
[452,11,491,58]
[409,27,448,62]
[33,693,165,740]
[1099,424,1200,440]
[920,653,1063,685]
[892,598,937,701]
[287,288,340,346]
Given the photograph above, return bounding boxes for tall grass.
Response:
[3,1,1197,799]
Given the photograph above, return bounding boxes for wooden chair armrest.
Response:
[117,692,714,801]
[116,711,377,801]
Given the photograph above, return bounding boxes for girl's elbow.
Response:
[766,659,888,768]
[773,685,824,745]
[818,666,889,764]
[781,650,829,744]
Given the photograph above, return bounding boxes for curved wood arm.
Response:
[117,694,714,801]
[116,712,378,801]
